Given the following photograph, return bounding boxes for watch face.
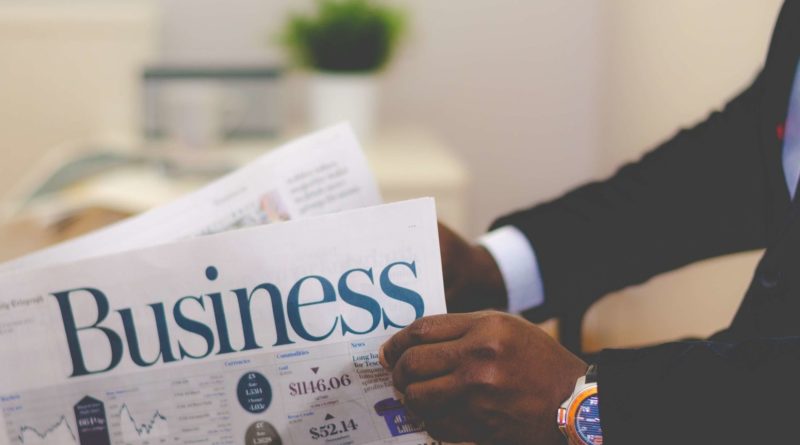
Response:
[575,394,603,444]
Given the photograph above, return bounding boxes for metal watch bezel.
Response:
[557,376,599,445]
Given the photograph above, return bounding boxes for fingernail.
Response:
[379,344,390,370]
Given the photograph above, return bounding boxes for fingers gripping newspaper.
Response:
[0,126,451,445]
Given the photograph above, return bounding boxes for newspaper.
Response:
[0,198,447,445]
[0,123,381,275]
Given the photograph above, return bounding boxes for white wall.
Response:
[584,0,784,350]
[599,0,783,174]
[159,0,291,65]
[0,1,156,202]
[380,1,602,234]
[157,0,603,236]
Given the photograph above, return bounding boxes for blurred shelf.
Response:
[0,128,470,261]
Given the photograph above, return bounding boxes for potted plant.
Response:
[282,0,406,140]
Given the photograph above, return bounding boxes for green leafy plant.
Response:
[281,0,406,73]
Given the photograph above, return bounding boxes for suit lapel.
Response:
[760,1,800,237]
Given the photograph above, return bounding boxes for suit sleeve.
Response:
[491,72,772,322]
[596,337,800,443]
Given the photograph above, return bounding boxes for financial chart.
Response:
[1,336,440,445]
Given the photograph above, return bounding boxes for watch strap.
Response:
[585,364,598,384]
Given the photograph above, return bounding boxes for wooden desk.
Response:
[0,208,129,263]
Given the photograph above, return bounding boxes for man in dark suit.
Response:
[379,2,800,444]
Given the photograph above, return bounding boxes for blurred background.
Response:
[0,0,785,351]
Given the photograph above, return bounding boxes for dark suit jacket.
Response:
[492,2,800,443]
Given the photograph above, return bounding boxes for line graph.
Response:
[118,403,169,441]
[1,358,238,445]
[18,415,77,444]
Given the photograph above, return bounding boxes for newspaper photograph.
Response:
[0,123,381,275]
[0,198,447,445]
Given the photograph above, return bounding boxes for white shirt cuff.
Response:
[478,225,545,314]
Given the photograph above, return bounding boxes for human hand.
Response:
[380,311,587,444]
[438,223,507,312]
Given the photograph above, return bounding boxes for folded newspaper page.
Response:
[0,198,447,445]
[0,123,381,275]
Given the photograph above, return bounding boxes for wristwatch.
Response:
[557,364,603,445]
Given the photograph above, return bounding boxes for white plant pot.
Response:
[309,72,377,141]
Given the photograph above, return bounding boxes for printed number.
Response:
[309,419,358,439]
[289,374,352,396]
